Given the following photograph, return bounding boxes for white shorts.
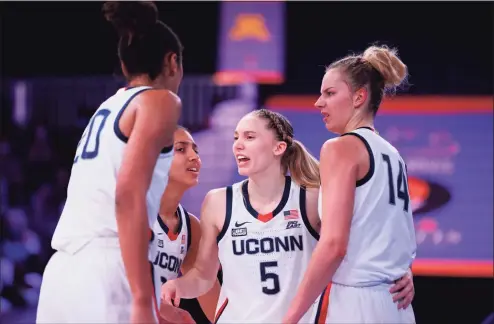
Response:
[313,282,416,324]
[36,238,132,323]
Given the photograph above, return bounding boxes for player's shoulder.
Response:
[134,88,181,112]
[204,187,228,204]
[202,186,236,214]
[321,133,368,162]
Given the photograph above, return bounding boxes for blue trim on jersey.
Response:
[356,126,375,132]
[299,186,320,240]
[113,87,151,143]
[150,261,156,289]
[112,87,173,154]
[182,207,192,251]
[241,175,291,219]
[217,186,233,243]
[341,132,375,187]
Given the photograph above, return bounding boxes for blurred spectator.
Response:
[2,208,42,268]
[0,139,30,210]
[0,117,72,317]
[28,125,52,163]
[27,124,56,193]
[1,208,43,311]
[31,180,65,240]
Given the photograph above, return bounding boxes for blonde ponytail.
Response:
[283,139,320,188]
[362,45,408,91]
[253,109,320,188]
[326,44,409,115]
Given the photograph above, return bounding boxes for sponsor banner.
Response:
[215,1,285,85]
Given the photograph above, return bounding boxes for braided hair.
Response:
[254,109,320,188]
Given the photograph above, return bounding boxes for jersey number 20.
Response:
[382,153,410,212]
[74,109,111,163]
[260,261,280,295]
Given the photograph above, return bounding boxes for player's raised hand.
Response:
[161,279,181,308]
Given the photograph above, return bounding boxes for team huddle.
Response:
[35,2,417,324]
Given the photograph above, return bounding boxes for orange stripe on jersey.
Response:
[257,212,273,223]
[214,298,229,324]
[314,283,331,324]
[167,230,179,241]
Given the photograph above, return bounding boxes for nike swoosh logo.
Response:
[235,221,251,227]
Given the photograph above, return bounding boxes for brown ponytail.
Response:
[254,109,320,188]
[284,139,320,188]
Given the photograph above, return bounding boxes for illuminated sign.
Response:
[229,14,271,42]
[215,2,285,85]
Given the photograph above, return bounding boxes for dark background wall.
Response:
[2,2,492,96]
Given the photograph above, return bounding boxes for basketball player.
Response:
[160,109,415,323]
[149,127,219,323]
[36,2,183,324]
[283,45,417,323]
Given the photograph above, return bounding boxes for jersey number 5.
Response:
[260,261,280,295]
[382,153,410,212]
[74,109,111,163]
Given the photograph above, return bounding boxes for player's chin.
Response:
[237,165,251,176]
[324,122,340,134]
[324,121,334,131]
[184,174,200,186]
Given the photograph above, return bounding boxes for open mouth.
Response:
[236,154,251,165]
[186,167,199,173]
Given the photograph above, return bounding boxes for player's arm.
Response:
[172,189,224,299]
[284,136,360,323]
[116,90,181,307]
[181,213,221,323]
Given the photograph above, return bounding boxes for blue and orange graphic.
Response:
[228,14,271,42]
[215,2,285,85]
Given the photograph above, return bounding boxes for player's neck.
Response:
[128,75,167,90]
[159,184,186,220]
[344,114,374,134]
[247,169,286,206]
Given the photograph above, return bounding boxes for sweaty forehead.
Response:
[321,69,346,91]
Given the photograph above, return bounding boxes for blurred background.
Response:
[1,1,492,323]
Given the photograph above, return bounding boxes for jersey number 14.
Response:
[382,153,410,213]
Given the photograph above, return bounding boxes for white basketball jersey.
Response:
[51,86,174,254]
[318,127,417,287]
[216,177,319,323]
[149,204,191,304]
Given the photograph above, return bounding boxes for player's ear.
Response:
[353,87,368,109]
[164,53,178,77]
[273,141,287,157]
